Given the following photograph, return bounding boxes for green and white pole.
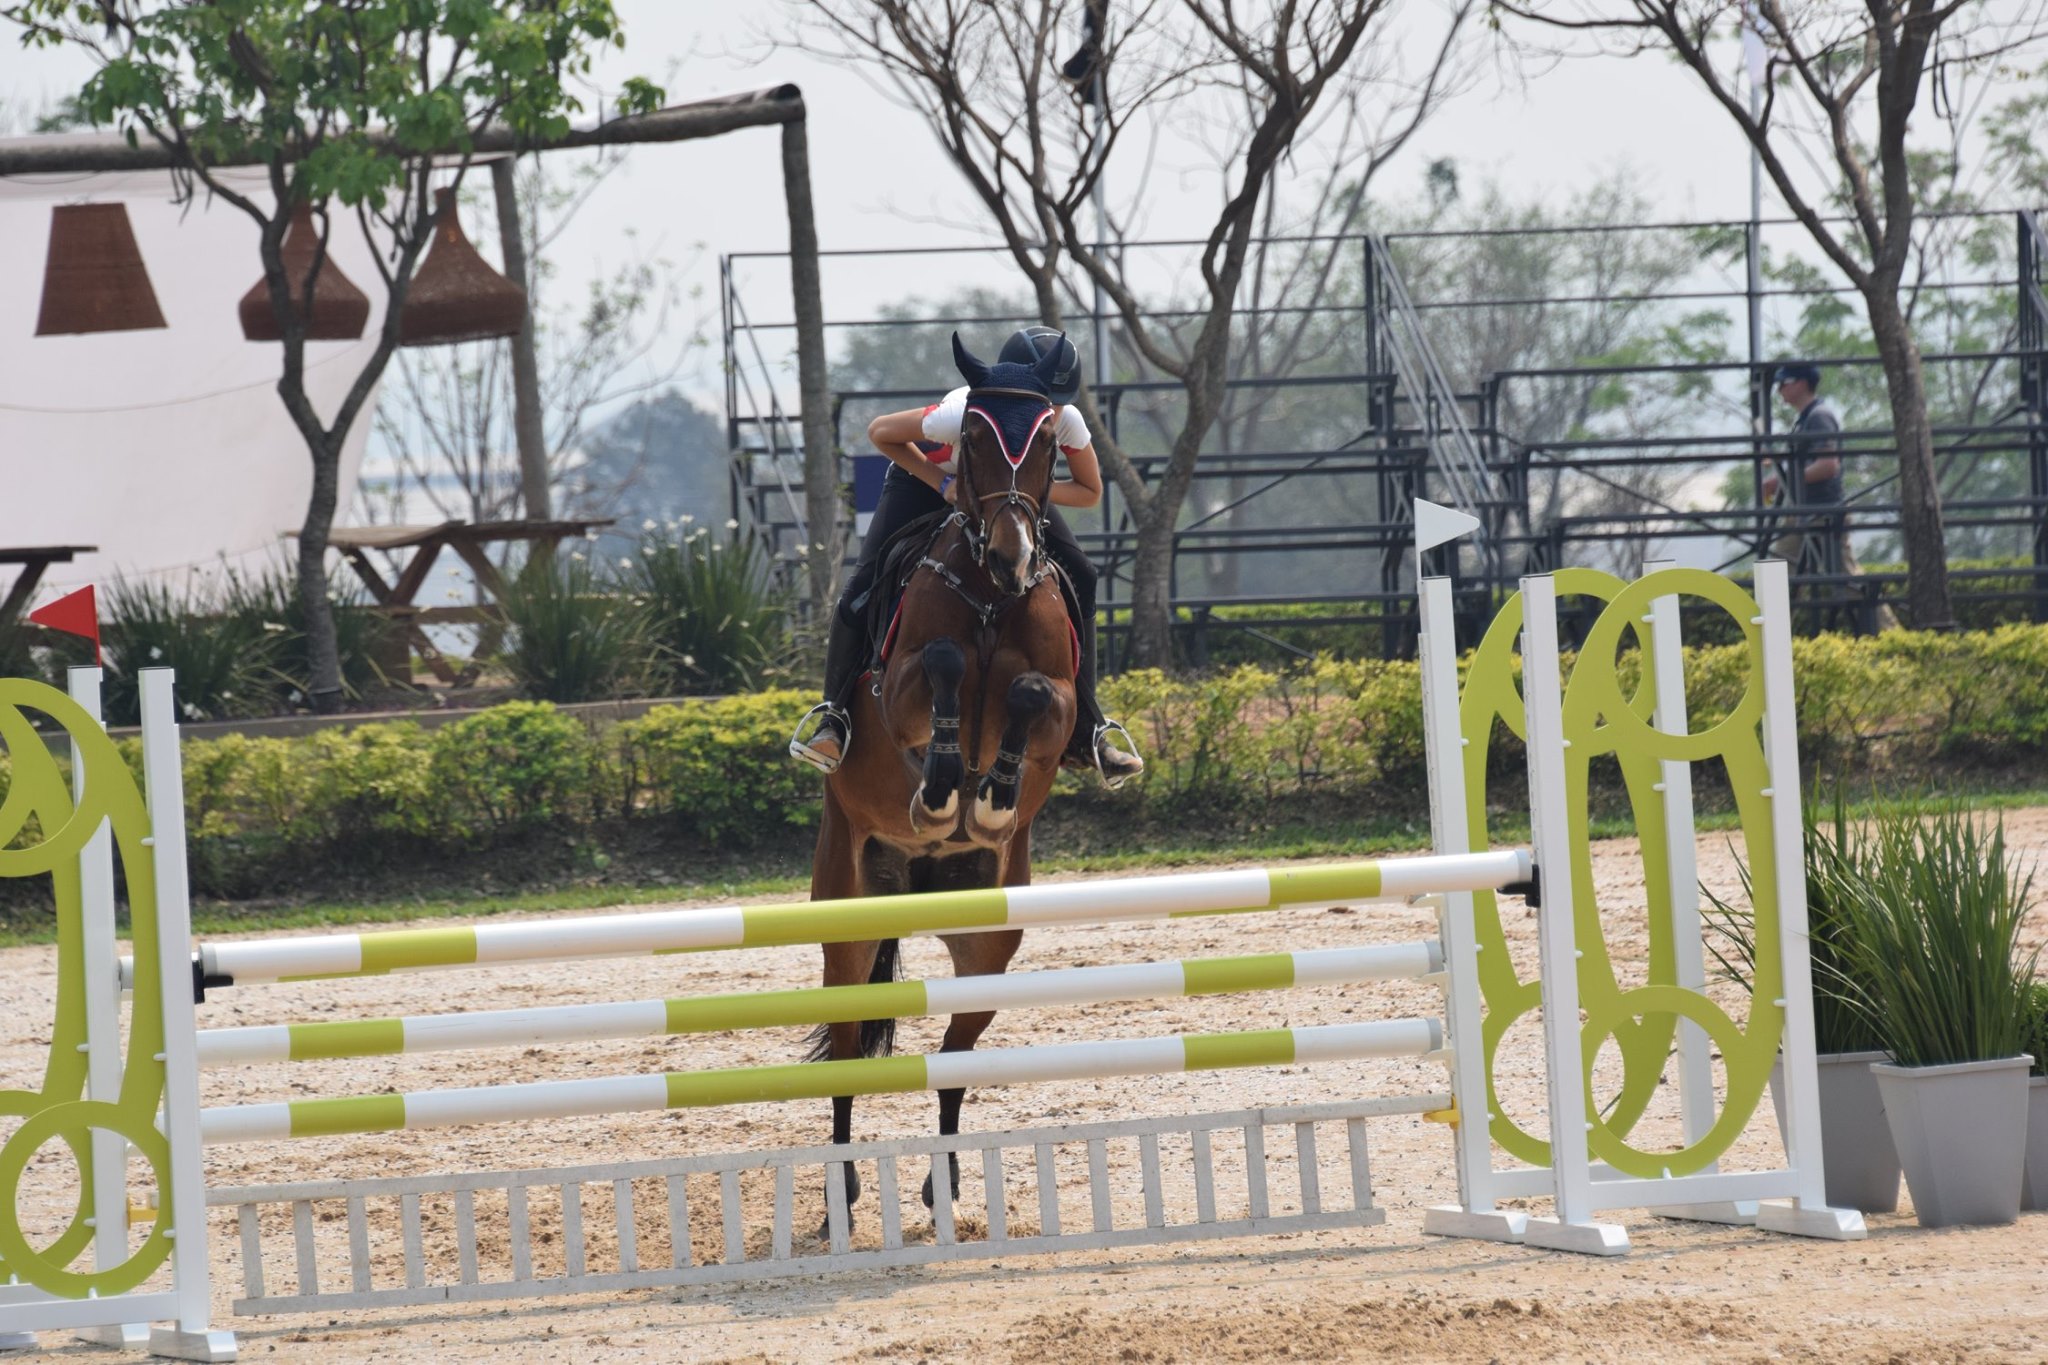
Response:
[195,941,1443,1066]
[152,850,1528,989]
[196,1017,1444,1144]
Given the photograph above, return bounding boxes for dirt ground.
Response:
[4,813,2048,1364]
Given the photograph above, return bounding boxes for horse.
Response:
[807,333,1079,1228]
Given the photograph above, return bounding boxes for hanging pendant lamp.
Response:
[398,187,527,347]
[35,202,168,336]
[239,201,371,342]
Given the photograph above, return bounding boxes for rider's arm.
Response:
[1049,405,1103,509]
[867,408,949,494]
[1053,441,1104,509]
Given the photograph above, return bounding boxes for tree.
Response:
[1485,0,2048,629]
[7,0,661,708]
[797,0,1476,667]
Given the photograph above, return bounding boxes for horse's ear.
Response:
[952,331,991,388]
[1032,332,1066,392]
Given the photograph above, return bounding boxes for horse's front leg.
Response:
[924,926,1025,1209]
[968,672,1055,844]
[910,637,966,833]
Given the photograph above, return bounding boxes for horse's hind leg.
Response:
[910,638,966,833]
[969,672,1054,843]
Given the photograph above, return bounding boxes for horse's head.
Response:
[951,331,1065,596]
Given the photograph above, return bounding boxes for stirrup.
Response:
[1092,719,1145,791]
[790,701,851,774]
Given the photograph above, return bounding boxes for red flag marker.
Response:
[28,584,101,665]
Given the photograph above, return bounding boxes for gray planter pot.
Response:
[1872,1056,2033,1228]
[1769,1051,1902,1213]
[2024,1075,2048,1213]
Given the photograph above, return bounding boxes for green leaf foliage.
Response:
[1827,799,2041,1068]
[5,1,663,212]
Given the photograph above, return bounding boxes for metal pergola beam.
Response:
[0,86,805,174]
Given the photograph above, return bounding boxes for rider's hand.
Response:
[942,476,962,507]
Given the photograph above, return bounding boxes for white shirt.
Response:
[919,385,1090,470]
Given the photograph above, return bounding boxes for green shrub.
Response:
[88,618,2048,902]
[102,576,282,725]
[301,724,440,843]
[430,702,596,832]
[615,689,818,843]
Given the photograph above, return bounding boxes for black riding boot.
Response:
[1065,604,1106,760]
[1061,601,1143,786]
[823,604,866,709]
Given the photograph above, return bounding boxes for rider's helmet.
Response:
[998,327,1081,405]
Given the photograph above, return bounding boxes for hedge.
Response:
[9,623,2047,901]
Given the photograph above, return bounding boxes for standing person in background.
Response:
[1763,362,1897,629]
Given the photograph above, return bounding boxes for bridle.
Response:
[952,386,1058,579]
[913,386,1060,626]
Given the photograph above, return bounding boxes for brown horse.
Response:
[809,334,1078,1222]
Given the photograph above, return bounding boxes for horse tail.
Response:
[804,938,901,1062]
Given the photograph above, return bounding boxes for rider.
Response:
[790,327,1145,787]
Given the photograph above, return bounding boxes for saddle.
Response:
[834,510,1081,708]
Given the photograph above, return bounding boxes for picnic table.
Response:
[315,519,614,686]
[0,545,96,631]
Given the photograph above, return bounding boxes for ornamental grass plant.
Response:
[1703,793,1885,1054]
[497,552,649,704]
[1829,799,2040,1068]
[102,575,283,725]
[625,524,791,695]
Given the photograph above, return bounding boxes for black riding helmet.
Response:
[998,326,1081,405]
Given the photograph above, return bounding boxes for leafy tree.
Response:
[6,0,661,709]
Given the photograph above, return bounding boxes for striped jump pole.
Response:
[195,942,1444,1066]
[196,1017,1445,1144]
[149,850,1529,991]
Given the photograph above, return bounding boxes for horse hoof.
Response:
[970,793,1017,840]
[909,788,957,833]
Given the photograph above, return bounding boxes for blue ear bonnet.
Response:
[963,390,1055,469]
[979,360,1053,396]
